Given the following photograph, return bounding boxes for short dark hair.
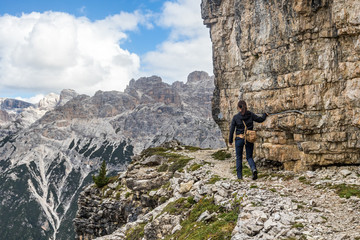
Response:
[237,100,247,115]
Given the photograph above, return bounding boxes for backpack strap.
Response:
[242,120,247,145]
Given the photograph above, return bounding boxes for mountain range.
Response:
[0,71,225,240]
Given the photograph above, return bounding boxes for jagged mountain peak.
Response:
[186,70,212,84]
[132,75,163,86]
[58,89,79,107]
[38,93,60,110]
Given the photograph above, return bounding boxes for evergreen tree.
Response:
[92,160,109,188]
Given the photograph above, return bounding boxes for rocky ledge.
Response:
[74,141,360,240]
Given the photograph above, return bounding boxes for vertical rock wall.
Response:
[202,0,360,171]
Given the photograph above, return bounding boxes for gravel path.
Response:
[94,146,360,240]
[183,148,237,180]
[184,148,360,240]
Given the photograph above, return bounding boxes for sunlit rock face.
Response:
[202,0,360,171]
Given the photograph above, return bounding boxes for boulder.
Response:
[179,180,194,194]
[140,155,165,166]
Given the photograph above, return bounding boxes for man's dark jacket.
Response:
[228,111,267,144]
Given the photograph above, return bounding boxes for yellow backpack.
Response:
[242,120,257,144]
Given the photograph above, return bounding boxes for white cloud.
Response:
[0,11,144,96]
[0,1,214,99]
[141,0,213,83]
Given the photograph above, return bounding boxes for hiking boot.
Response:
[252,170,258,180]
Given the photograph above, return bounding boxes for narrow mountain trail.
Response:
[183,148,360,239]
[78,143,360,240]
[183,148,237,180]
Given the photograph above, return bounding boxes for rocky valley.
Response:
[0,71,224,240]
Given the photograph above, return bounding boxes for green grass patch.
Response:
[115,192,121,200]
[282,237,307,240]
[149,186,161,193]
[250,184,258,189]
[164,197,238,240]
[159,196,169,204]
[207,175,221,184]
[187,196,196,205]
[164,152,187,159]
[282,174,295,181]
[141,147,168,157]
[162,182,171,189]
[115,183,123,191]
[243,164,252,177]
[298,176,306,182]
[189,163,203,171]
[331,184,360,199]
[231,164,252,178]
[168,157,192,173]
[125,223,146,240]
[140,146,190,162]
[292,223,304,229]
[211,150,231,160]
[184,146,202,152]
[258,172,270,179]
[298,176,311,185]
[291,199,305,204]
[251,201,263,207]
[108,175,119,183]
[158,163,169,172]
[162,197,194,215]
[105,189,113,197]
[269,188,277,192]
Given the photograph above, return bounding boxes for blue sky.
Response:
[0,0,213,102]
[0,0,168,54]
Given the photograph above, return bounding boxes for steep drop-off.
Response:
[202,0,360,171]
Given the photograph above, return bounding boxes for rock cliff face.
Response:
[0,98,34,111]
[202,0,360,171]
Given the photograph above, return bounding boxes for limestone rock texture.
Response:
[201,0,360,171]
